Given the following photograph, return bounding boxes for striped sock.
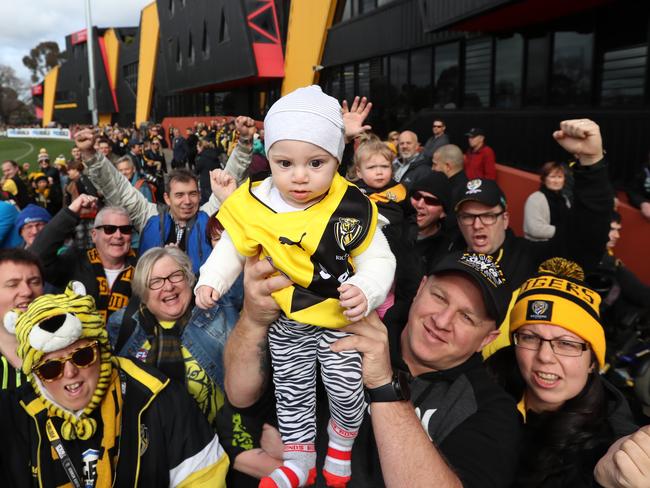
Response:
[259,445,316,488]
[322,420,356,488]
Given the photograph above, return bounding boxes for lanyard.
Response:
[45,418,83,488]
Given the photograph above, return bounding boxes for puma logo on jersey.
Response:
[279,232,307,250]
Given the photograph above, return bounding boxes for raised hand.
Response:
[553,119,603,166]
[210,169,237,202]
[342,96,372,143]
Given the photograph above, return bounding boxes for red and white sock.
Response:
[259,444,316,488]
[322,420,357,488]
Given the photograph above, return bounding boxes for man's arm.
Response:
[223,255,292,408]
[331,313,463,488]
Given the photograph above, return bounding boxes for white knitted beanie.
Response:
[264,85,345,161]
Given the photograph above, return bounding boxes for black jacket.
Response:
[195,147,222,203]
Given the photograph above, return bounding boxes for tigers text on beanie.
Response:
[264,85,345,161]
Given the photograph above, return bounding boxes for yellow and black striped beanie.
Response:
[3,282,115,440]
[510,258,605,368]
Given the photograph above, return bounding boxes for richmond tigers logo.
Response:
[334,217,363,251]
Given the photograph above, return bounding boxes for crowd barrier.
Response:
[6,128,71,140]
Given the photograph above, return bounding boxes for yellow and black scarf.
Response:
[87,248,136,322]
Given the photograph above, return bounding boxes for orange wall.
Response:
[496,164,650,284]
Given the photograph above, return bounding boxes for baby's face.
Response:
[268,140,338,209]
[356,154,393,190]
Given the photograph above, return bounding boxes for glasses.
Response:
[94,224,134,235]
[148,269,186,290]
[34,341,99,382]
[433,124,444,128]
[513,332,589,357]
[457,211,504,226]
[412,191,442,206]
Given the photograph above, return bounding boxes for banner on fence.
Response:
[6,128,71,140]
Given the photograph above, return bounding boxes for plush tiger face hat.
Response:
[3,281,115,440]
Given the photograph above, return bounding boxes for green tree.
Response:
[22,41,65,83]
[0,65,36,125]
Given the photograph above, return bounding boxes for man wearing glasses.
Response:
[30,194,137,321]
[422,119,450,162]
[450,119,615,354]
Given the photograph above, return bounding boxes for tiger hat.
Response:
[3,281,115,440]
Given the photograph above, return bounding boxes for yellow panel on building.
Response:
[136,2,160,126]
[98,113,112,126]
[281,0,338,95]
[103,28,120,89]
[42,66,60,127]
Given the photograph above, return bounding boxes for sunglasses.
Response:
[34,341,99,382]
[94,224,134,235]
[412,191,442,206]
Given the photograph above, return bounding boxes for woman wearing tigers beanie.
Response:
[487,258,637,487]
[0,282,229,487]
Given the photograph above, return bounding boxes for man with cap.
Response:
[223,251,521,487]
[14,204,51,248]
[0,282,229,486]
[464,128,496,180]
[449,119,615,354]
[408,171,457,271]
[38,152,60,186]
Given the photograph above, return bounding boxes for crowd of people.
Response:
[0,86,649,488]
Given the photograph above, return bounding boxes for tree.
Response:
[22,41,65,83]
[0,65,36,125]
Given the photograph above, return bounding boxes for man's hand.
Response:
[640,202,650,221]
[595,425,650,487]
[74,128,98,160]
[210,169,237,203]
[242,255,292,327]
[196,285,221,309]
[338,283,368,322]
[68,194,98,215]
[553,119,604,166]
[331,311,393,389]
[235,116,256,141]
[342,96,372,144]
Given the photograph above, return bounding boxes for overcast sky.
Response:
[0,0,154,86]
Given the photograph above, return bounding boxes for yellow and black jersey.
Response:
[219,173,378,328]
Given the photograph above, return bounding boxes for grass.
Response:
[0,137,75,171]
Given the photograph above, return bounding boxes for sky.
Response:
[0,0,154,86]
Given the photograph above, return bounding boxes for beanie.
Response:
[410,172,452,213]
[4,282,115,440]
[15,204,52,233]
[264,85,345,161]
[510,258,605,368]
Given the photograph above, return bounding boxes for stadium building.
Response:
[36,0,650,179]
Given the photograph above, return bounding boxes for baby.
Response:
[195,86,395,488]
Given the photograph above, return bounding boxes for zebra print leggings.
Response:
[268,315,365,445]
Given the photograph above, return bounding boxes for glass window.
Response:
[524,36,548,106]
[464,38,492,108]
[359,0,376,14]
[494,35,523,108]
[368,57,389,135]
[389,52,409,124]
[550,32,593,106]
[410,47,433,112]
[358,61,370,98]
[342,64,356,103]
[329,67,342,101]
[341,0,352,21]
[434,42,459,109]
[600,45,646,106]
[377,0,394,5]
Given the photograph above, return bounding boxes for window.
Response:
[341,0,352,21]
[168,0,174,16]
[410,47,433,112]
[464,38,492,108]
[434,42,459,109]
[358,61,370,98]
[188,32,195,65]
[343,64,356,103]
[175,38,182,69]
[600,45,646,106]
[202,21,210,58]
[550,32,593,106]
[219,7,230,43]
[389,52,409,123]
[123,62,138,94]
[524,36,548,106]
[359,0,376,14]
[494,35,523,108]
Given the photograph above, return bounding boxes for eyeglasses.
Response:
[457,211,504,226]
[412,191,442,206]
[94,224,134,235]
[34,341,99,382]
[513,332,589,357]
[433,124,444,128]
[148,269,186,290]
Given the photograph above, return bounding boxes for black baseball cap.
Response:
[429,251,510,325]
[454,178,507,211]
[410,172,452,212]
[465,128,485,137]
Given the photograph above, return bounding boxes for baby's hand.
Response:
[338,284,368,322]
[195,285,221,309]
